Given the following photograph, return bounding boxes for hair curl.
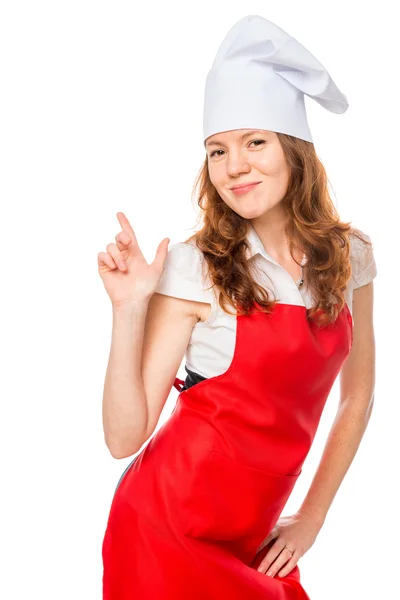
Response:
[184,133,372,326]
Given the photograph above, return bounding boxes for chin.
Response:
[233,208,267,220]
[233,203,273,220]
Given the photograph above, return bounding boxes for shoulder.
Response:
[162,239,204,271]
[349,229,378,289]
[154,239,213,303]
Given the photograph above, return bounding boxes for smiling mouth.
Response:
[231,182,261,194]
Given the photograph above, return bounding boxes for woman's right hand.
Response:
[97,212,170,307]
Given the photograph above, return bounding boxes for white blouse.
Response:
[154,223,377,379]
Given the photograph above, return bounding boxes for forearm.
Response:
[102,300,150,458]
[298,395,374,526]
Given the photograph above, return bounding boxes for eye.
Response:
[210,149,224,158]
[209,139,266,158]
[249,140,266,148]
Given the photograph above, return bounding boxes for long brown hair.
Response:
[185,133,372,326]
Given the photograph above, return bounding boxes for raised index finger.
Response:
[116,212,136,241]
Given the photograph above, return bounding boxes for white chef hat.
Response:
[203,15,349,145]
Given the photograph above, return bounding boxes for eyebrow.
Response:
[205,130,266,148]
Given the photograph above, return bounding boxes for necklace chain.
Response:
[297,265,304,287]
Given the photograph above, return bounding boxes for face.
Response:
[205,129,290,220]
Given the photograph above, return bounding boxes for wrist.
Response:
[112,297,150,314]
[296,507,326,529]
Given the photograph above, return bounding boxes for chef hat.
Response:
[203,15,349,144]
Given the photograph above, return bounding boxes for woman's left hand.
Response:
[255,511,324,578]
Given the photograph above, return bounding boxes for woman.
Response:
[100,15,377,599]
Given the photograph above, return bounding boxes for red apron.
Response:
[102,301,353,599]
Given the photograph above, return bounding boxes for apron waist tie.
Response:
[173,377,185,392]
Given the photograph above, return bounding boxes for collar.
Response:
[245,223,307,267]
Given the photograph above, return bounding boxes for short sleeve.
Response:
[350,231,378,289]
[154,241,213,303]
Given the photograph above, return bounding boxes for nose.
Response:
[225,151,252,178]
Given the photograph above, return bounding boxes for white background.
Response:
[1,1,398,598]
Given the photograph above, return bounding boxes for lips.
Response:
[231,182,261,195]
[231,182,261,191]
